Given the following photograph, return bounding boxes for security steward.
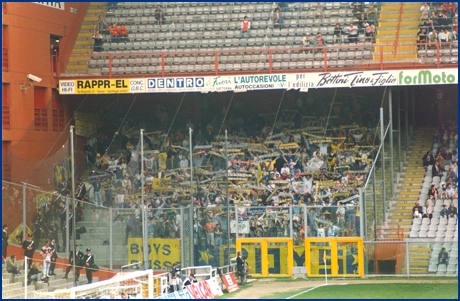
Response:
[83,248,95,284]
[63,248,84,281]
[22,233,37,269]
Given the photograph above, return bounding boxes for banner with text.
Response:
[128,238,181,270]
[33,2,64,10]
[59,68,457,95]
[74,111,98,138]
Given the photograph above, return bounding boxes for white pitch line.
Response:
[286,284,328,299]
[285,283,349,299]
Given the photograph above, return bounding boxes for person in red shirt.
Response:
[239,16,251,39]
[119,24,129,43]
[204,218,215,246]
[108,23,119,43]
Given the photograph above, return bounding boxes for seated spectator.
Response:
[367,5,377,23]
[412,201,423,220]
[420,2,430,15]
[440,204,449,218]
[440,182,448,199]
[428,28,438,47]
[433,129,442,143]
[365,23,375,42]
[352,2,364,19]
[239,16,251,39]
[446,183,456,199]
[119,24,129,42]
[273,8,284,30]
[432,161,444,178]
[358,13,368,29]
[439,27,452,42]
[435,150,446,167]
[428,184,438,200]
[438,247,449,266]
[92,31,103,52]
[437,11,450,26]
[445,2,456,18]
[108,23,119,44]
[313,2,325,19]
[422,201,433,219]
[420,11,430,27]
[6,255,21,275]
[302,33,313,53]
[429,11,440,30]
[314,32,326,51]
[334,23,344,44]
[447,203,458,218]
[417,28,428,47]
[155,5,166,25]
[27,262,45,285]
[345,23,359,44]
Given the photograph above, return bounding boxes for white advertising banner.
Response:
[59,68,457,95]
[33,2,65,10]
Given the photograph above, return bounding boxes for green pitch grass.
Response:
[264,283,458,299]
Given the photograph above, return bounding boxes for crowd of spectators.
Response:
[418,2,458,47]
[415,121,458,224]
[66,91,382,246]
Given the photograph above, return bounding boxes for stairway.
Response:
[64,2,108,75]
[400,243,431,274]
[374,2,420,61]
[386,126,433,238]
[2,259,98,298]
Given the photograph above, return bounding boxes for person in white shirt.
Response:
[115,190,125,210]
[143,154,155,173]
[239,16,251,38]
[422,201,433,219]
[345,23,359,43]
[438,28,451,42]
[280,163,290,177]
[316,223,325,237]
[446,183,456,199]
[420,2,430,14]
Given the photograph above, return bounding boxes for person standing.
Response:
[273,8,284,29]
[92,31,103,52]
[22,233,37,270]
[40,240,53,278]
[333,23,343,44]
[236,251,245,275]
[345,23,359,43]
[63,248,84,281]
[155,5,166,25]
[240,16,251,39]
[97,15,109,34]
[2,224,8,258]
[83,248,95,284]
[49,238,58,276]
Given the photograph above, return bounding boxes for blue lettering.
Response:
[166,78,174,88]
[147,79,155,88]
[157,79,164,88]
[176,78,184,88]
[196,78,204,87]
[185,78,194,88]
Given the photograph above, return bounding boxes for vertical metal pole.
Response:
[372,166,377,240]
[380,108,386,223]
[180,208,185,267]
[189,127,194,266]
[235,205,239,238]
[225,130,230,266]
[405,241,410,277]
[411,87,415,135]
[189,205,194,266]
[404,88,409,150]
[141,129,148,270]
[304,204,308,238]
[70,125,77,286]
[23,184,26,241]
[66,196,69,262]
[289,204,293,239]
[389,88,394,198]
[397,88,402,173]
[109,207,113,270]
[359,188,364,238]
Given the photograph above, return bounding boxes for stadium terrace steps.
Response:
[375,2,419,62]
[401,244,432,274]
[66,2,108,72]
[2,261,96,299]
[379,127,434,239]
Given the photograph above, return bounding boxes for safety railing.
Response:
[61,41,458,78]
